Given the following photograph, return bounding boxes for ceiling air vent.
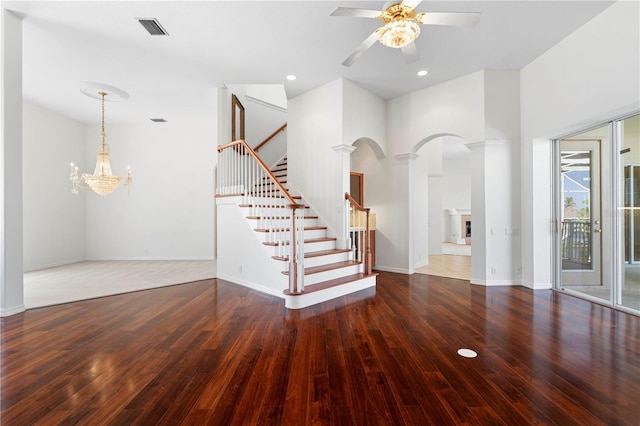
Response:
[150,118,167,123]
[136,18,169,36]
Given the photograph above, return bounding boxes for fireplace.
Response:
[461,215,471,245]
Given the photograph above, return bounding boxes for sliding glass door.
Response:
[619,114,640,312]
[555,114,640,314]
[558,126,610,302]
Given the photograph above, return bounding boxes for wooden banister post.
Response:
[289,204,304,294]
[365,208,372,275]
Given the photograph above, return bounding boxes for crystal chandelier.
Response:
[375,3,422,48]
[376,20,420,48]
[70,91,131,196]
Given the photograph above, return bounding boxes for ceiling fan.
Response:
[331,0,480,66]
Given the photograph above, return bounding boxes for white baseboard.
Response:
[1,304,25,317]
[216,273,285,299]
[23,258,85,273]
[470,278,520,286]
[85,257,216,261]
[372,265,411,274]
[414,260,428,268]
[521,280,552,290]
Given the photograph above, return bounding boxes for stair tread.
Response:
[240,204,308,209]
[283,273,377,296]
[282,260,360,276]
[263,237,336,246]
[255,226,326,233]
[255,181,287,186]
[246,215,318,220]
[248,193,302,199]
[271,248,351,261]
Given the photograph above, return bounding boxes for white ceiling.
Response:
[5,0,614,124]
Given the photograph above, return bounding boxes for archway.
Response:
[412,134,471,280]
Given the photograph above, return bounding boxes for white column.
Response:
[396,152,418,274]
[1,9,25,316]
[332,144,356,249]
[466,140,519,286]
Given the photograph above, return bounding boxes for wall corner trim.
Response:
[331,144,356,154]
[1,304,26,317]
[394,152,419,162]
[465,140,506,150]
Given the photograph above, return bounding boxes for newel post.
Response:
[365,207,372,275]
[288,204,304,294]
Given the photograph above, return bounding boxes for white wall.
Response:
[288,79,343,237]
[521,1,640,289]
[216,196,287,297]
[424,139,443,254]
[442,159,471,213]
[343,79,387,153]
[383,71,485,273]
[226,84,287,149]
[23,101,85,271]
[388,71,486,155]
[476,70,521,285]
[289,79,388,240]
[437,157,471,248]
[84,118,216,260]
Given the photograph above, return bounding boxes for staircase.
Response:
[216,140,376,310]
[243,157,376,309]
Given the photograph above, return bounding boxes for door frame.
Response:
[553,125,614,297]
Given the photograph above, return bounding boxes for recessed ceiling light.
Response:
[417,70,428,77]
[286,75,297,81]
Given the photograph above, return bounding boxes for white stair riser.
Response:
[262,239,337,257]
[245,217,319,228]
[303,240,337,253]
[240,206,306,217]
[284,276,376,309]
[302,265,362,285]
[304,252,351,268]
[254,228,326,243]
[272,252,352,268]
[249,196,302,205]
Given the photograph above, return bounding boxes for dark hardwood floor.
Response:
[1,272,638,425]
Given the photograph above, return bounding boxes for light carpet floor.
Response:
[415,243,471,280]
[24,260,217,309]
[441,242,471,256]
[415,255,471,281]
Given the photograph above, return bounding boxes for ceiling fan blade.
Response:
[342,31,379,67]
[417,12,481,26]
[402,0,423,8]
[330,7,381,19]
[401,42,420,64]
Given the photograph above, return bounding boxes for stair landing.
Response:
[283,273,377,309]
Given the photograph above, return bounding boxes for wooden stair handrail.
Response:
[345,192,372,275]
[345,192,369,214]
[218,139,299,207]
[254,123,287,152]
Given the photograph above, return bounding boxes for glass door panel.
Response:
[620,114,640,311]
[558,126,611,303]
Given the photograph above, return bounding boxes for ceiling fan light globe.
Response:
[376,20,420,48]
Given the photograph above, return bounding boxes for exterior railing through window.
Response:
[561,220,591,262]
